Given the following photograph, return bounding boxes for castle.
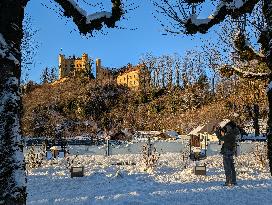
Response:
[59,53,90,79]
[58,53,150,90]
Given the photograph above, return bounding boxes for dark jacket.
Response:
[216,125,240,154]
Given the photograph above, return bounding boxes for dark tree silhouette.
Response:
[0,0,124,204]
[154,0,272,175]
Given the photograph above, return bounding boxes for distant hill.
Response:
[21,76,267,139]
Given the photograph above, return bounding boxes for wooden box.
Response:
[194,165,206,175]
[70,166,84,178]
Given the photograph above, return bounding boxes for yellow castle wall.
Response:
[59,53,90,79]
[58,54,148,91]
[117,69,141,90]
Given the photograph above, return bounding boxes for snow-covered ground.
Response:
[27,142,272,205]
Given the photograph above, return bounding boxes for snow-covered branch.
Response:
[234,30,266,62]
[185,0,259,34]
[0,33,20,65]
[221,64,270,80]
[54,0,123,34]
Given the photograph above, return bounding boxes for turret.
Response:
[82,53,88,63]
[96,58,101,69]
[81,53,89,73]
[96,58,101,79]
[58,54,65,79]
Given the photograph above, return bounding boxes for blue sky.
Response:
[23,0,216,83]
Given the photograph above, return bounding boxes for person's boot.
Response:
[223,176,232,186]
[223,182,233,186]
[232,182,237,186]
[231,172,237,186]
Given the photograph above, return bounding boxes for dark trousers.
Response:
[223,150,236,184]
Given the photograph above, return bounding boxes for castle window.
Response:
[134,81,136,84]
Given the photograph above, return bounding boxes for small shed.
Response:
[111,131,131,141]
[132,131,161,141]
[156,132,173,140]
[189,125,205,136]
[188,125,207,161]
[188,125,205,147]
[189,120,222,143]
[164,130,180,139]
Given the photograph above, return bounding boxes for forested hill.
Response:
[22,76,267,138]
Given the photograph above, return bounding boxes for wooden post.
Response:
[147,136,152,157]
[205,134,207,157]
[106,136,110,156]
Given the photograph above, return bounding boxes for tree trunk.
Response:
[0,0,27,204]
[0,60,26,204]
[262,0,272,175]
[247,104,260,137]
[267,86,272,175]
[253,104,260,137]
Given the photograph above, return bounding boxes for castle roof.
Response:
[118,64,145,75]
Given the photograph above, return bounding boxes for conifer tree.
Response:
[40,67,50,84]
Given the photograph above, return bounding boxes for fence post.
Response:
[147,137,152,157]
[106,137,110,156]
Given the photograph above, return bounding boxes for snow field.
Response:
[27,145,272,205]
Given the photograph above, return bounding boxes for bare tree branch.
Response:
[221,64,270,80]
[154,0,259,34]
[184,0,259,34]
[53,0,124,34]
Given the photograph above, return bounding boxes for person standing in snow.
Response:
[215,121,240,186]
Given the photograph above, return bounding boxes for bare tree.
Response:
[0,0,124,204]
[165,55,174,88]
[174,53,182,87]
[21,13,39,84]
[154,0,272,175]
[140,52,157,87]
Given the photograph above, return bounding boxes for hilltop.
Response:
[22,76,267,138]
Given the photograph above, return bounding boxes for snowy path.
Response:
[27,151,272,205]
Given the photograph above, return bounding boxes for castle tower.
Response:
[58,53,92,79]
[81,53,89,74]
[58,54,65,79]
[82,53,88,63]
[96,58,101,79]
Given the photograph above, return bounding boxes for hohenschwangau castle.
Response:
[58,53,150,90]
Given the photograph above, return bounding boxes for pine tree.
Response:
[49,67,57,83]
[40,67,50,84]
